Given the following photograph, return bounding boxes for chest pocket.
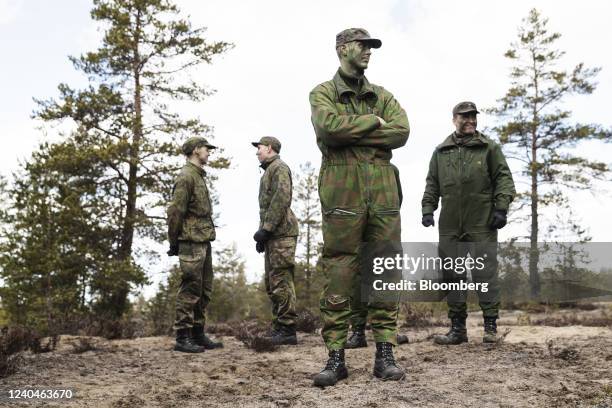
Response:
[438,149,458,188]
[193,181,211,215]
[466,148,491,187]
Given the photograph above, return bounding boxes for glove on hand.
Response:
[422,214,435,227]
[490,210,507,229]
[253,229,272,243]
[167,243,179,257]
[256,241,265,253]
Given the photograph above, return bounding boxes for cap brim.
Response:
[455,109,480,115]
[205,144,217,149]
[251,142,261,148]
[358,38,382,48]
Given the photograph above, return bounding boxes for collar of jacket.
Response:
[437,131,489,151]
[260,154,280,170]
[186,161,206,176]
[333,68,377,103]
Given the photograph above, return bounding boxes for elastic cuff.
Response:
[422,206,435,216]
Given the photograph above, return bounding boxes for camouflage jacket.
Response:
[167,161,216,246]
[259,155,299,238]
[309,68,410,164]
[421,131,516,235]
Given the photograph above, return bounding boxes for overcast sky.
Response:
[1,0,611,294]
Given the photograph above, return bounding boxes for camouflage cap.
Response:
[452,101,480,115]
[182,137,216,156]
[336,28,382,49]
[251,136,281,153]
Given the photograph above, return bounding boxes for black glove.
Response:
[256,241,265,253]
[422,213,435,227]
[253,228,272,243]
[490,210,507,229]
[167,243,179,257]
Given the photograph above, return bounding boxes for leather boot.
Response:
[174,328,205,353]
[345,327,367,349]
[313,349,348,387]
[270,325,297,345]
[434,317,468,345]
[373,342,405,380]
[192,326,223,349]
[483,317,498,343]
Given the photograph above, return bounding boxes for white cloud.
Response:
[0,0,21,25]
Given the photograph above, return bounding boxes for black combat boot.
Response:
[373,342,405,381]
[345,327,367,349]
[313,349,348,387]
[270,325,297,345]
[192,326,223,349]
[174,328,205,353]
[434,317,468,345]
[483,317,498,343]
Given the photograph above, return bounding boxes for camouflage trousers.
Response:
[174,241,213,331]
[439,231,500,319]
[265,237,298,328]
[319,162,401,350]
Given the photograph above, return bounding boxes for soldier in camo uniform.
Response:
[167,137,223,353]
[309,28,410,387]
[252,136,300,346]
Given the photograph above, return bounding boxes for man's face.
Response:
[453,112,478,136]
[342,41,372,71]
[193,145,210,165]
[256,144,274,163]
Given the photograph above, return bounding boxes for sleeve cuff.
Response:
[422,206,435,216]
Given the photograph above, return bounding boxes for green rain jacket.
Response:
[258,155,299,238]
[421,131,516,236]
[167,161,216,246]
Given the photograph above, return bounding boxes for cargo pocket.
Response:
[269,238,296,270]
[178,242,206,281]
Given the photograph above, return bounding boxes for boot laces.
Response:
[484,319,497,332]
[379,343,398,367]
[324,351,344,371]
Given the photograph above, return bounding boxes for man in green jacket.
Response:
[167,137,223,353]
[421,102,515,345]
[310,28,410,386]
[252,136,299,346]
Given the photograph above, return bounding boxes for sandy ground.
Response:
[2,310,612,408]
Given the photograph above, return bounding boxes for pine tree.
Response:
[31,0,232,316]
[489,9,611,297]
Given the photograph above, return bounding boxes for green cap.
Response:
[336,28,382,49]
[452,101,480,115]
[182,137,216,156]
[251,136,281,153]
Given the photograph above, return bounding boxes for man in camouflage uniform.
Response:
[421,102,515,345]
[309,28,410,386]
[167,137,223,353]
[252,136,300,345]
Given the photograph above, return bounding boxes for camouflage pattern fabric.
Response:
[167,162,216,246]
[265,237,298,328]
[310,68,409,350]
[258,155,299,238]
[174,241,213,330]
[421,131,515,318]
[350,163,403,332]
